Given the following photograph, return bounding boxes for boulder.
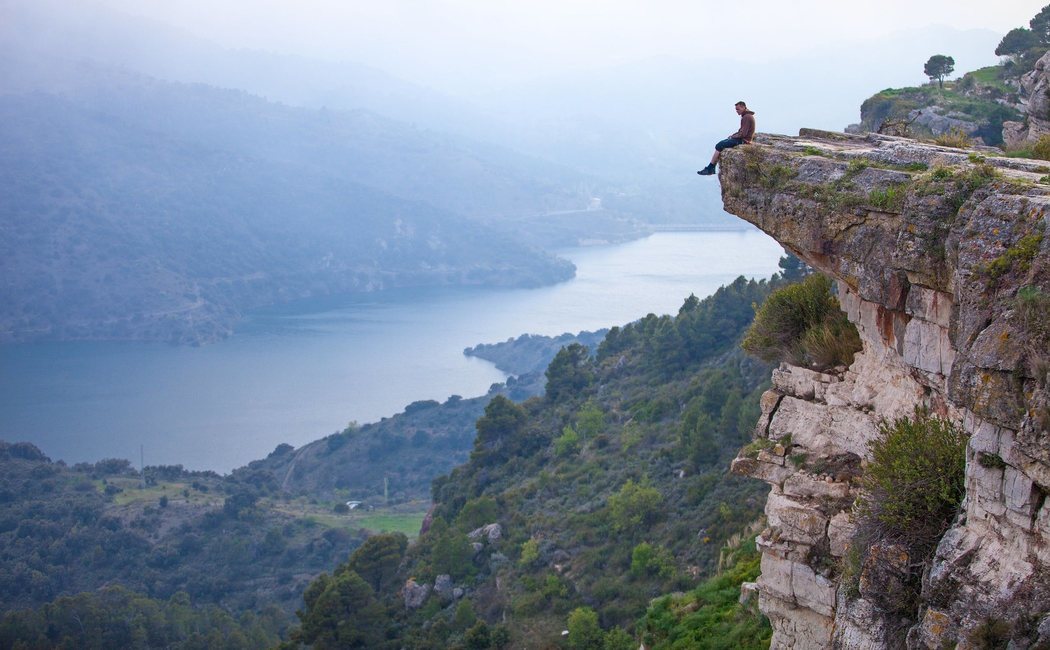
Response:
[468,523,503,543]
[739,581,760,607]
[433,574,453,600]
[403,579,430,609]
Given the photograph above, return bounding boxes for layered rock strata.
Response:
[722,130,1049,648]
[1004,50,1050,148]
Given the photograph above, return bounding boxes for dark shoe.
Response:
[697,165,715,176]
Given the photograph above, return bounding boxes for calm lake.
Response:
[0,230,783,472]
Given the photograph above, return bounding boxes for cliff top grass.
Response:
[745,131,1050,194]
[963,65,1015,92]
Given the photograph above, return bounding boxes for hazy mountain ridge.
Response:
[2,0,489,141]
[0,59,590,343]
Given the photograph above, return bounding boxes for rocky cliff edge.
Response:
[720,130,1049,648]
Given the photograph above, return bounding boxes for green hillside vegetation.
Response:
[287,275,787,648]
[464,330,609,399]
[857,80,1021,145]
[252,330,603,503]
[0,441,381,620]
[465,331,609,379]
[852,5,1050,147]
[248,395,490,505]
[636,536,770,650]
[0,585,286,650]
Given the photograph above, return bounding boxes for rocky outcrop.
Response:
[402,578,431,609]
[434,574,455,600]
[468,523,503,544]
[721,130,1049,648]
[909,107,979,139]
[1004,51,1050,148]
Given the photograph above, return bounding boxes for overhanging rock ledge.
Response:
[719,129,1049,648]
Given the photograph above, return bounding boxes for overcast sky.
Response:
[97,0,1045,89]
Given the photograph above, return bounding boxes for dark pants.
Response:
[715,137,746,152]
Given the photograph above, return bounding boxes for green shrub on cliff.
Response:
[858,411,967,557]
[984,232,1044,281]
[868,184,907,211]
[741,274,861,370]
[1031,134,1050,160]
[846,412,967,617]
[932,128,973,148]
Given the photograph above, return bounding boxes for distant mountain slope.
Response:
[0,64,583,343]
[2,0,488,140]
[0,53,591,221]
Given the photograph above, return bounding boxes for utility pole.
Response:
[140,445,145,489]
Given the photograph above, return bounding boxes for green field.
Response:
[351,511,427,538]
[965,66,1012,91]
[102,478,223,508]
[271,498,429,539]
[301,509,428,539]
[101,476,429,539]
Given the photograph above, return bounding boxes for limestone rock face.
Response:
[722,131,1049,648]
[909,107,978,138]
[1003,50,1050,148]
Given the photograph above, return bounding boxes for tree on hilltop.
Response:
[470,395,529,462]
[996,27,1038,59]
[1031,4,1050,44]
[544,343,594,402]
[924,54,955,88]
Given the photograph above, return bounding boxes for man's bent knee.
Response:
[715,137,745,152]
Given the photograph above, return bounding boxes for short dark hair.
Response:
[735,101,747,108]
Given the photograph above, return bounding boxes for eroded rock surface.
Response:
[722,130,1049,648]
[1004,50,1050,148]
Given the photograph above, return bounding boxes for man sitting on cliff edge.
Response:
[698,101,755,175]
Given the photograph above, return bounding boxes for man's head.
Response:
[735,101,748,115]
